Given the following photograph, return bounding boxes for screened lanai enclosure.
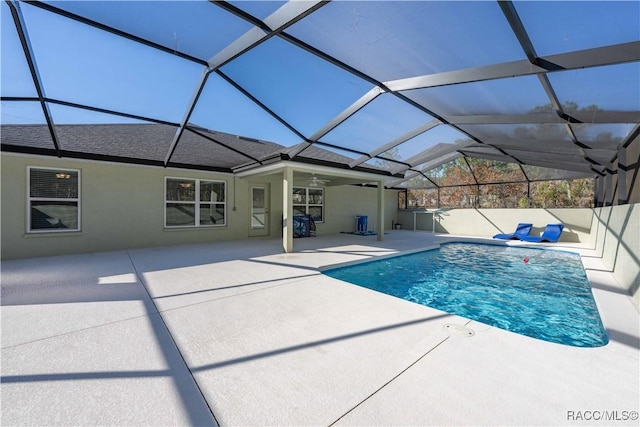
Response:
[1,0,639,207]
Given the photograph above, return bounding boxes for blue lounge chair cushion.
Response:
[493,223,533,240]
[520,224,564,243]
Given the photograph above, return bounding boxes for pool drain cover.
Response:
[444,324,475,337]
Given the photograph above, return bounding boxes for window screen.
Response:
[28,167,80,232]
[165,177,226,227]
[293,187,324,223]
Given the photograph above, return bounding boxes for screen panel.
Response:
[288,1,525,81]
[468,159,526,184]
[549,63,640,113]
[515,1,640,56]
[426,158,476,187]
[220,37,372,138]
[403,75,550,116]
[190,73,303,147]
[21,3,204,123]
[1,2,38,97]
[572,124,636,150]
[322,93,434,154]
[1,101,46,125]
[43,0,251,61]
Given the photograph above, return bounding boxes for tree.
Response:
[531,179,594,208]
[400,101,599,209]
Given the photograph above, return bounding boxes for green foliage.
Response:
[518,197,529,208]
[404,178,594,209]
[398,101,600,209]
[531,179,594,208]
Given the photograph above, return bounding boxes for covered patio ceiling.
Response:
[2,1,639,187]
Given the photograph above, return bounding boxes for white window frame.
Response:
[292,186,324,223]
[164,177,226,228]
[27,166,81,233]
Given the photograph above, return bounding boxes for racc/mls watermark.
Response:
[566,410,639,422]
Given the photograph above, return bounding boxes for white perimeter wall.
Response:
[591,204,640,307]
[398,207,594,243]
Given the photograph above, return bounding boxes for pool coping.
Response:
[318,238,587,272]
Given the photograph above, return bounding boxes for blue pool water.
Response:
[324,243,608,347]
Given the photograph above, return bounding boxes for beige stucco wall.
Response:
[319,186,398,235]
[260,179,398,237]
[1,153,251,259]
[1,154,399,259]
[398,208,594,243]
[591,204,640,307]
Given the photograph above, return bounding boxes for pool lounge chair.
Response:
[520,223,564,243]
[492,223,533,240]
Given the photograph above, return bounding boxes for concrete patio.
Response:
[1,231,638,426]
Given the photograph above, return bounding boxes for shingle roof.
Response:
[1,123,393,176]
[1,123,277,170]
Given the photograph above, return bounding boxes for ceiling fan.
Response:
[308,174,330,187]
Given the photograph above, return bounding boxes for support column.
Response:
[282,167,294,253]
[595,176,604,207]
[617,145,627,205]
[604,172,613,206]
[377,181,385,241]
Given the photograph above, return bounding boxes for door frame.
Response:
[249,183,270,237]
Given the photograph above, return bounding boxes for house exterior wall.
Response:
[320,185,398,235]
[1,153,250,259]
[1,153,399,260]
[262,182,398,237]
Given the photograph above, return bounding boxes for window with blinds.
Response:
[165,177,226,227]
[28,167,80,232]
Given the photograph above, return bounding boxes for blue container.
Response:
[356,215,368,232]
[293,215,310,238]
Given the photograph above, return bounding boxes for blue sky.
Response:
[2,0,639,162]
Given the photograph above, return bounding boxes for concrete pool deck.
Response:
[1,231,638,426]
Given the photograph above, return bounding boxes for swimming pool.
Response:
[323,243,608,347]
